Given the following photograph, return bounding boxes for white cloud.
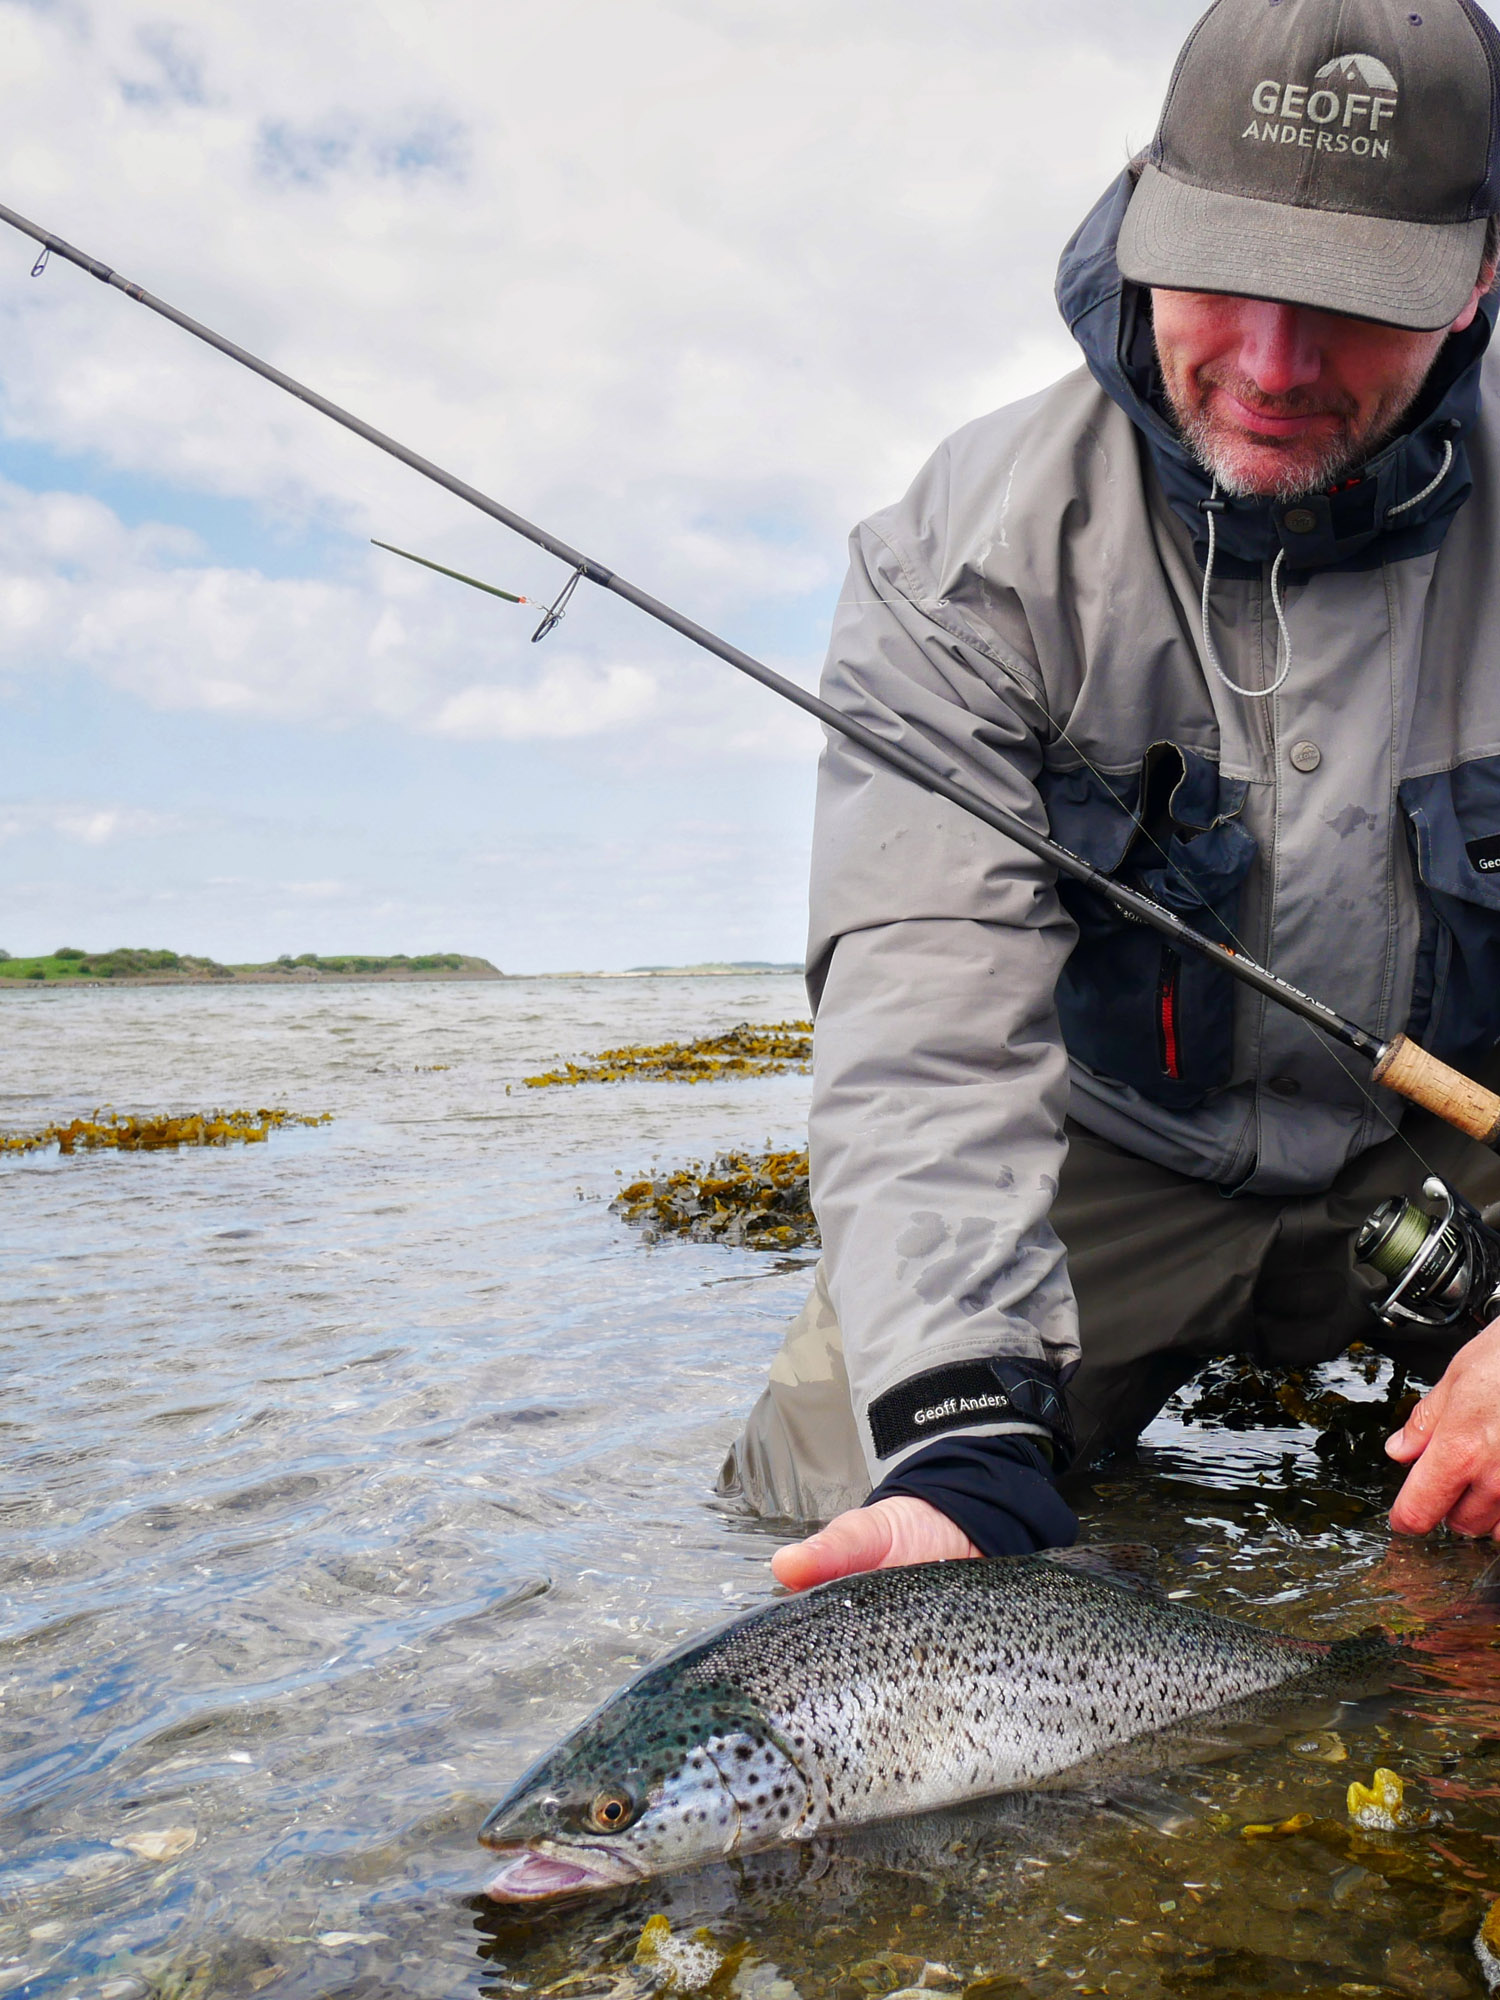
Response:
[0,0,1208,964]
[0,801,186,844]
[0,0,1193,612]
[0,474,755,740]
[431,658,657,741]
[54,807,173,844]
[0,468,840,751]
[281,878,348,900]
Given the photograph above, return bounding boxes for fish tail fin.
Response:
[1323,1626,1399,1672]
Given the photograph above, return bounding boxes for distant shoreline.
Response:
[0,968,506,988]
[526,964,803,981]
[0,958,803,990]
[0,949,503,988]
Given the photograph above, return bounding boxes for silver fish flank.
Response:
[479,1552,1379,1900]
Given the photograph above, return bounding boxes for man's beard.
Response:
[1160,360,1432,504]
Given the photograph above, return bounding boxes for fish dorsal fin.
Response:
[1041,1543,1166,1602]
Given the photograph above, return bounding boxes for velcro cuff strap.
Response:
[867,1356,1074,1470]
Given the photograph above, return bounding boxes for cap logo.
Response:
[1243,51,1399,161]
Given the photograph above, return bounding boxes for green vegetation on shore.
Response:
[0,947,500,983]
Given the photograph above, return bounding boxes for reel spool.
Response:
[1355,1175,1500,1332]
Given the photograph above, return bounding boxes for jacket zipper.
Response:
[1156,949,1182,1080]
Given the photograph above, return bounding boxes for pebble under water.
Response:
[3,974,1500,2000]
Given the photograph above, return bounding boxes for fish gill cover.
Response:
[525,1021,812,1087]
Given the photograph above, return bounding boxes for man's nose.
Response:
[1234,300,1323,395]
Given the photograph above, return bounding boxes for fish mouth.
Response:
[480,1841,641,1902]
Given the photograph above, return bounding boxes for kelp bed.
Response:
[526,1020,811,1088]
[612,1146,816,1249]
[1,1108,333,1155]
[1171,1346,1421,1469]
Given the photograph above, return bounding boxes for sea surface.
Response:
[3,976,1499,2000]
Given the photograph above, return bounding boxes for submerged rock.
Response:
[1476,1900,1500,1990]
[634,1914,728,1991]
[1347,1768,1436,1832]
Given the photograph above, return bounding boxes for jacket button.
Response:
[1283,507,1318,534]
[1268,1076,1302,1097]
[1289,739,1322,772]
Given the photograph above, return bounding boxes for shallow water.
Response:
[2,977,1498,2000]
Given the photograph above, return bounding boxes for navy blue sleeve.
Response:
[866,1434,1079,1556]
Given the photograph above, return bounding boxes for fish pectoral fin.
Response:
[1041,1543,1166,1603]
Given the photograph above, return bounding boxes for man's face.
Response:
[1152,284,1486,502]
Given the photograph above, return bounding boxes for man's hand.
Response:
[1386,1319,1500,1537]
[770,1494,980,1592]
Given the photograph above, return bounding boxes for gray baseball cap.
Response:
[1117,0,1500,330]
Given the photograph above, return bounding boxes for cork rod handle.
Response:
[1372,1034,1500,1146]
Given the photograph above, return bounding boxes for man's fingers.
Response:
[1442,1483,1500,1539]
[770,1495,980,1592]
[1385,1391,1439,1463]
[771,1506,894,1592]
[1389,1436,1475,1536]
[1382,1324,1500,1530]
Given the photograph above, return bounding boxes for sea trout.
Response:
[480,1551,1383,1899]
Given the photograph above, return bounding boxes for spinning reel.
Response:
[1355,1175,1500,1333]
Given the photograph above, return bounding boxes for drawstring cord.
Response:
[1200,483,1292,700]
[1386,434,1455,520]
[1198,433,1455,702]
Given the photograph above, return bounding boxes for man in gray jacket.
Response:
[719,0,1500,1586]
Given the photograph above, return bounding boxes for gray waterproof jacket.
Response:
[808,171,1500,1487]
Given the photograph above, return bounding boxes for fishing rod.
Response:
[3,198,1497,1154]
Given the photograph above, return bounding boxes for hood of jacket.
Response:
[1055,169,1497,577]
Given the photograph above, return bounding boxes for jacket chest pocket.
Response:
[1039,745,1257,1110]
[1402,756,1500,1070]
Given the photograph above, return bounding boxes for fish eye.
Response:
[586,1786,637,1833]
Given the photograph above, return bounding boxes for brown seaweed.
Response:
[611,1147,817,1249]
[1,1108,333,1155]
[526,1021,811,1088]
[1168,1345,1419,1466]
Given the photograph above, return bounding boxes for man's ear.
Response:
[1451,278,1489,334]
[1453,238,1500,333]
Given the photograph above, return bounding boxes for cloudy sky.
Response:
[0,0,1204,971]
